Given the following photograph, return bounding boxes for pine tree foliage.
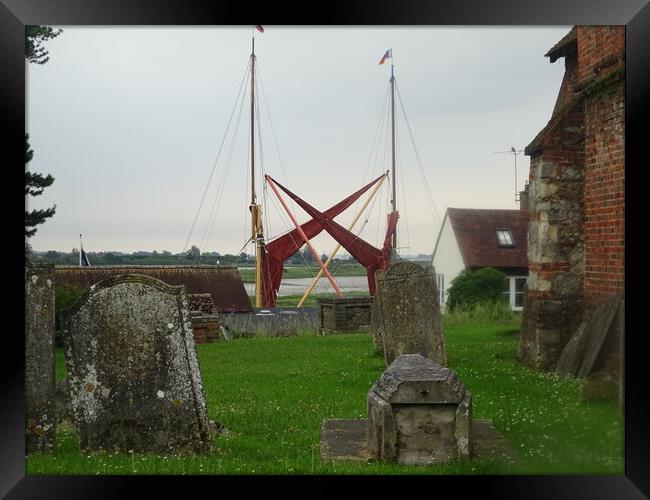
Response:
[25,26,62,239]
[25,26,62,64]
[25,135,56,237]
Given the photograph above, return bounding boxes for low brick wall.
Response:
[191,313,222,344]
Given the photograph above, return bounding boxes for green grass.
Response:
[31,320,623,475]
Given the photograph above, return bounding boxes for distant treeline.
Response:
[27,245,385,268]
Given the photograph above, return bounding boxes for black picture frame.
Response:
[3,0,648,497]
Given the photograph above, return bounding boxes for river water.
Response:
[243,275,368,296]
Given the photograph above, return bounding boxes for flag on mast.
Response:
[379,48,392,65]
[256,25,265,33]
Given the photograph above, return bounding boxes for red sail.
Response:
[259,173,386,307]
[267,176,398,297]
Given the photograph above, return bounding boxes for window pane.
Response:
[496,229,514,246]
[515,292,524,308]
[515,278,526,293]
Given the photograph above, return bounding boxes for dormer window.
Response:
[496,229,515,248]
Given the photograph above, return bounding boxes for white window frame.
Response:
[496,228,515,247]
[506,275,527,311]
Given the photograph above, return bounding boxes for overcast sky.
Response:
[27,26,569,256]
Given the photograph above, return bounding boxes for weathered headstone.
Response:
[367,354,471,465]
[369,295,384,353]
[372,262,446,366]
[61,274,212,454]
[25,262,56,454]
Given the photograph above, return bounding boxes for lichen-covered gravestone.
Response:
[61,274,212,454]
[25,262,56,453]
[372,262,446,366]
[367,354,472,465]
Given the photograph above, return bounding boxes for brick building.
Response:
[518,26,625,371]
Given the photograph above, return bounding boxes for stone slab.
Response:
[556,294,622,378]
[320,418,517,464]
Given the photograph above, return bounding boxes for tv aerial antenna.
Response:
[493,146,525,202]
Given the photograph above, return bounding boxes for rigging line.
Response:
[361,84,391,186]
[255,74,266,197]
[196,68,250,264]
[183,59,251,255]
[243,101,251,259]
[232,235,254,268]
[254,73,276,261]
[352,84,391,218]
[396,122,410,254]
[256,63,290,187]
[196,65,251,262]
[395,84,442,231]
[378,107,391,247]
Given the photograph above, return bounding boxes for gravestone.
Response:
[372,262,446,366]
[367,354,472,464]
[25,262,56,454]
[61,274,212,454]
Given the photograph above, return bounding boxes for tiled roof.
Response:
[447,208,528,269]
[55,265,252,313]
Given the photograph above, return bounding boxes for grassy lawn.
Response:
[30,317,623,475]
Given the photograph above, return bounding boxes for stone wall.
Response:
[518,26,625,371]
[518,106,586,370]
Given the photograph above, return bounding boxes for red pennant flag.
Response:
[256,25,265,33]
[379,48,392,65]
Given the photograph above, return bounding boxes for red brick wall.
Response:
[576,26,625,88]
[583,81,625,302]
[574,26,625,305]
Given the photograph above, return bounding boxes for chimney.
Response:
[519,182,529,211]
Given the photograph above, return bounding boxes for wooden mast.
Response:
[390,62,397,252]
[250,36,264,307]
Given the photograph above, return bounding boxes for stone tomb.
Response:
[320,353,516,465]
[318,296,373,334]
[61,274,212,454]
[25,262,56,454]
[367,354,471,464]
[372,261,446,366]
